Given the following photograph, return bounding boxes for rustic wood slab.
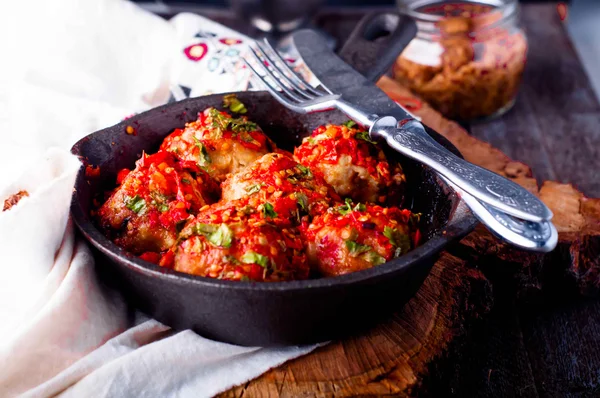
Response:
[191,4,600,396]
[220,77,600,398]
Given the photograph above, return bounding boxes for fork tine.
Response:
[248,46,305,103]
[260,39,331,96]
[242,58,298,106]
[255,41,315,100]
[242,57,309,114]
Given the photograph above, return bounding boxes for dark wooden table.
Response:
[156,3,600,396]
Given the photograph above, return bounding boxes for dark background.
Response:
[134,0,559,6]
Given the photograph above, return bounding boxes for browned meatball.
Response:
[97,151,218,254]
[160,107,274,182]
[294,123,405,205]
[172,202,309,282]
[221,152,339,223]
[301,200,420,277]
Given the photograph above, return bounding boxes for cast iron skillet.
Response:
[71,13,477,346]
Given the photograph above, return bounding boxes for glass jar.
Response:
[394,0,527,121]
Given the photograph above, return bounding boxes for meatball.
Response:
[172,203,309,282]
[302,200,420,277]
[97,151,219,254]
[160,107,274,182]
[221,152,339,222]
[294,123,406,205]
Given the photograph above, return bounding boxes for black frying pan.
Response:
[70,13,477,346]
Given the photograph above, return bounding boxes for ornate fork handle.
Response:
[371,117,553,223]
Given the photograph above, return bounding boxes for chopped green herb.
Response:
[181,178,191,184]
[366,251,386,265]
[353,202,366,212]
[158,203,169,213]
[208,108,258,135]
[245,183,263,195]
[343,120,357,129]
[240,275,251,282]
[241,251,269,268]
[231,120,258,133]
[355,131,378,144]
[306,137,316,145]
[338,198,353,215]
[208,108,229,134]
[192,223,216,235]
[338,198,364,215]
[296,164,312,178]
[384,226,412,257]
[125,195,146,214]
[345,240,371,256]
[296,193,308,211]
[262,202,278,218]
[192,223,233,248]
[223,94,248,114]
[208,224,233,248]
[192,136,211,166]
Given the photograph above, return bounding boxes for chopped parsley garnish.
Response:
[240,275,251,282]
[366,251,386,265]
[191,223,233,248]
[149,191,172,213]
[338,198,365,215]
[231,120,258,133]
[223,94,248,114]
[353,202,366,212]
[384,226,412,257]
[296,164,312,178]
[296,193,308,211]
[345,240,372,256]
[125,195,146,214]
[208,108,258,136]
[338,198,353,215]
[241,251,269,268]
[181,178,191,184]
[245,183,263,195]
[222,255,240,265]
[355,132,377,144]
[343,120,357,129]
[192,136,211,167]
[262,202,278,218]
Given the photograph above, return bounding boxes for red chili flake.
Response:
[116,168,130,184]
[85,165,101,178]
[139,252,161,264]
[159,250,175,268]
[125,125,136,135]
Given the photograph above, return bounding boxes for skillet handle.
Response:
[337,12,417,83]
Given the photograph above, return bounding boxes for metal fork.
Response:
[243,40,557,252]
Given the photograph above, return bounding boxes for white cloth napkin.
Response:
[0,1,319,396]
